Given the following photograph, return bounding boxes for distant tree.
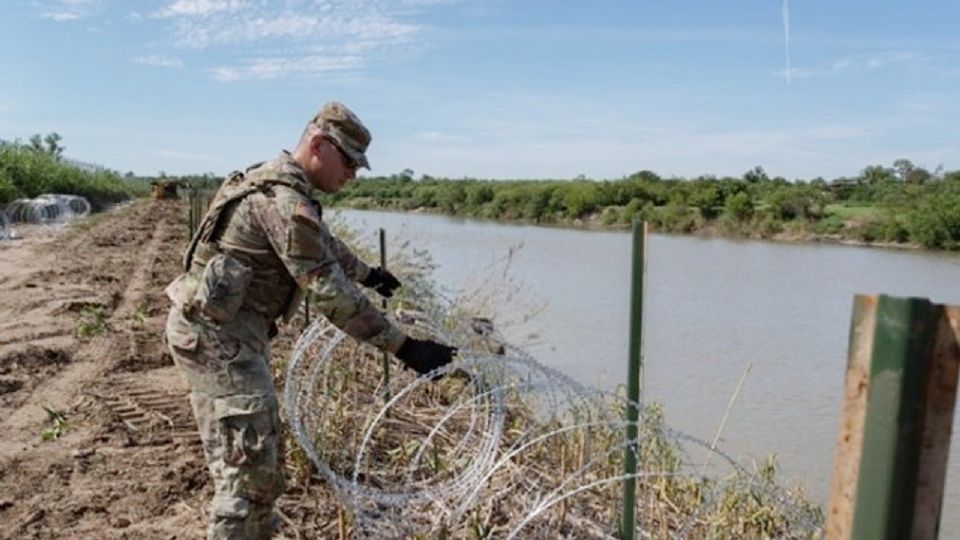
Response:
[906,168,931,185]
[28,134,44,153]
[861,164,896,185]
[892,159,914,181]
[892,158,930,185]
[24,132,64,159]
[628,170,661,183]
[43,132,64,159]
[743,166,769,183]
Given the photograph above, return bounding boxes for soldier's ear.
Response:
[309,134,325,156]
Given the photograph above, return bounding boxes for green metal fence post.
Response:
[620,220,646,540]
[828,294,960,540]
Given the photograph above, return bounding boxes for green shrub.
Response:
[907,194,960,249]
[465,184,494,208]
[599,205,622,226]
[813,215,844,235]
[0,169,17,204]
[559,183,599,218]
[656,202,698,233]
[724,192,754,222]
[0,142,132,207]
[755,214,784,238]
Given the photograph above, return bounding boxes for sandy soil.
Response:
[0,200,341,540]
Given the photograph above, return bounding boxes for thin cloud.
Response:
[775,51,921,80]
[211,53,362,81]
[134,54,184,68]
[153,0,249,19]
[150,0,434,81]
[39,0,102,21]
[170,14,418,49]
[417,130,468,142]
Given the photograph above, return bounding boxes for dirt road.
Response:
[0,199,212,539]
[0,198,362,539]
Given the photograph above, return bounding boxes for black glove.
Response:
[395,338,457,376]
[360,267,402,298]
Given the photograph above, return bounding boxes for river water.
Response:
[338,208,960,534]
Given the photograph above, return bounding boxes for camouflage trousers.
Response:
[165,308,286,540]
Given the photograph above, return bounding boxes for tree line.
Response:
[321,162,960,250]
[3,132,959,250]
[0,134,134,209]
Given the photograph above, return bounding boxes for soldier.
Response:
[164,101,456,539]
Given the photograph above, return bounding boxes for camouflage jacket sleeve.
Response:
[251,189,405,353]
[326,228,372,282]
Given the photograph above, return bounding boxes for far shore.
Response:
[330,204,930,253]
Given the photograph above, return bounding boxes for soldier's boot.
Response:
[249,505,281,538]
[208,497,278,540]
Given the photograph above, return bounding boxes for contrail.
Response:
[782,0,792,84]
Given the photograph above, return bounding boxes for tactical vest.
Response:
[178,162,312,324]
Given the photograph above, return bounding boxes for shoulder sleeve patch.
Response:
[292,200,322,229]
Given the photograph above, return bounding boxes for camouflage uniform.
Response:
[165,148,404,539]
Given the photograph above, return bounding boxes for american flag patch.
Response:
[294,200,321,228]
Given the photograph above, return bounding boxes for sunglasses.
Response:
[323,136,358,170]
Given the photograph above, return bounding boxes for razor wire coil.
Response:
[283,292,824,539]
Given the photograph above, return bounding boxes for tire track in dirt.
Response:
[1,198,349,539]
[0,200,212,540]
[0,202,175,462]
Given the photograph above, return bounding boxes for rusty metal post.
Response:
[620,220,646,540]
[188,188,196,239]
[827,294,960,540]
[379,228,391,403]
[303,293,311,330]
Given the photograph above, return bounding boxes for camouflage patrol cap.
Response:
[312,101,371,170]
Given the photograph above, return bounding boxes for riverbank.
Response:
[329,202,926,252]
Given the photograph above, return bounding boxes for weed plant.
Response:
[40,405,70,441]
[76,306,110,339]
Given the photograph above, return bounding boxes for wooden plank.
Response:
[911,307,960,539]
[827,294,877,540]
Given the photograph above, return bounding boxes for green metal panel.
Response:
[620,221,645,539]
[851,295,939,540]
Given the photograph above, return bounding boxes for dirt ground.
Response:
[0,199,342,540]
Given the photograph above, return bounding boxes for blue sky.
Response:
[1,0,957,180]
